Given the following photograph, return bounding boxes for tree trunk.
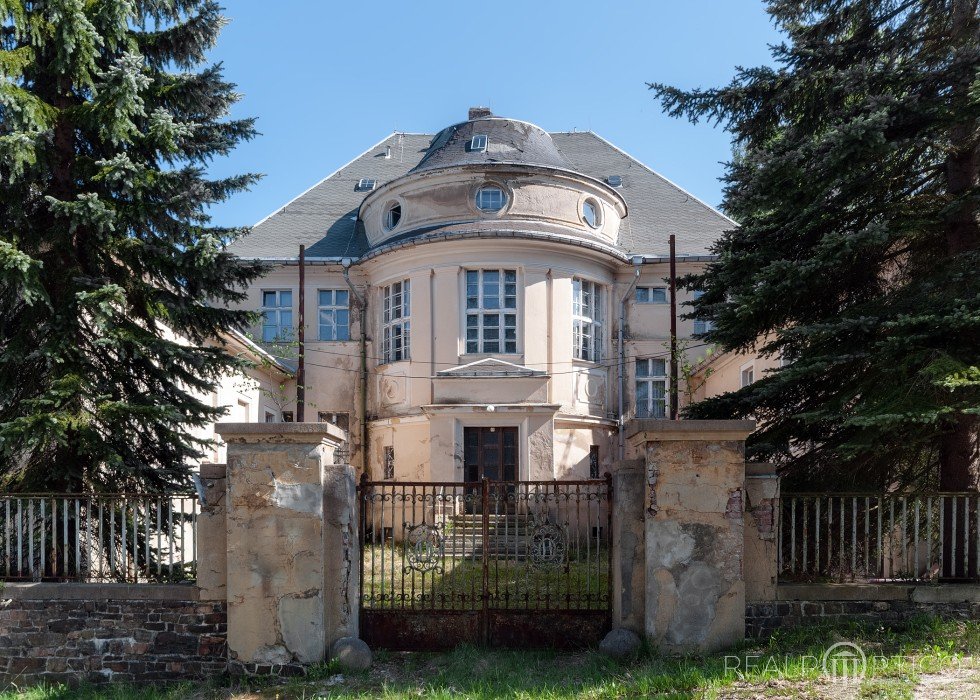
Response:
[939,0,980,578]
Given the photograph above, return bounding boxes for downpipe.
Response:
[618,258,643,460]
[342,259,369,473]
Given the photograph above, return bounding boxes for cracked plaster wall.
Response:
[218,425,353,670]
[642,436,747,652]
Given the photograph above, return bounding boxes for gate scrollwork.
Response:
[528,521,567,569]
[403,523,444,573]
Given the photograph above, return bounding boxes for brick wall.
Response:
[0,584,226,688]
[746,584,980,639]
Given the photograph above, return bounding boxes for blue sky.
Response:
[205,1,782,228]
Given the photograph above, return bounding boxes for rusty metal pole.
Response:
[296,244,305,422]
[605,471,613,620]
[669,234,679,420]
[481,477,490,644]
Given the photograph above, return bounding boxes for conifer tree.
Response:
[651,0,980,489]
[0,1,264,492]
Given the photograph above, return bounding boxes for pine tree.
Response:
[651,0,980,490]
[0,1,264,493]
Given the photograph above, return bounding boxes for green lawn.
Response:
[4,617,980,699]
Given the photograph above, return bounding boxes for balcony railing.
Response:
[0,494,199,583]
[779,493,980,583]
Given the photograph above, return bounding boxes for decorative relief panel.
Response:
[379,373,407,407]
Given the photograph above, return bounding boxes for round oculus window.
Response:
[384,202,402,231]
[582,198,601,229]
[475,186,506,212]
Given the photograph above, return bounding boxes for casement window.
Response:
[636,358,668,419]
[465,269,518,353]
[572,278,603,362]
[383,446,395,480]
[636,287,668,304]
[264,410,276,423]
[692,290,714,335]
[740,363,755,388]
[589,445,600,479]
[261,290,293,342]
[381,280,411,363]
[318,289,350,341]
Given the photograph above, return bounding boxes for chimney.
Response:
[468,106,493,120]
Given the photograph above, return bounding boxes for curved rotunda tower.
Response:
[227,108,737,481]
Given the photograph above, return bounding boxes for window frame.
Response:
[383,445,395,480]
[464,269,519,354]
[317,289,350,342]
[740,362,755,388]
[475,186,506,213]
[692,290,714,335]
[383,200,402,231]
[572,277,603,362]
[635,357,669,419]
[260,289,293,343]
[636,287,668,304]
[356,178,376,191]
[582,197,602,229]
[381,279,411,364]
[469,134,488,152]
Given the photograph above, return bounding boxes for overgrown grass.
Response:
[362,543,610,609]
[4,617,980,699]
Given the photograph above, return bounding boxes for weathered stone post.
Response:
[744,463,780,604]
[627,419,755,653]
[196,462,228,602]
[215,423,355,674]
[611,460,646,633]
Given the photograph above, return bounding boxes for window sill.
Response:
[572,358,605,368]
[375,359,411,371]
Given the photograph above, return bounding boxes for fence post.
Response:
[611,460,646,633]
[627,419,756,653]
[744,464,780,602]
[216,422,350,674]
[196,463,227,601]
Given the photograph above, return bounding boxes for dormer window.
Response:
[475,186,505,212]
[469,135,488,152]
[356,178,376,191]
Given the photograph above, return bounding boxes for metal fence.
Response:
[779,493,980,583]
[0,494,199,583]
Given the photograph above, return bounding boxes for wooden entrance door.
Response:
[463,426,518,482]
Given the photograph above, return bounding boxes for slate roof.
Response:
[412,118,572,174]
[229,125,735,260]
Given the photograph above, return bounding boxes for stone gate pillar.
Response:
[627,419,755,653]
[215,423,355,674]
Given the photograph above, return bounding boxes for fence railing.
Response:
[779,493,980,583]
[0,494,199,583]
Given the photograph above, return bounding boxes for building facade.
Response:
[225,109,741,480]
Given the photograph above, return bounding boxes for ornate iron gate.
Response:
[358,476,612,650]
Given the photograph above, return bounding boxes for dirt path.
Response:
[914,667,980,700]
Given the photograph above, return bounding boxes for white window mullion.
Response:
[464,269,518,354]
[381,280,411,363]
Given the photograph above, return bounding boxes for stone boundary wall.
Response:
[0,584,226,688]
[746,584,980,639]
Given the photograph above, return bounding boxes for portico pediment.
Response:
[435,357,547,378]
